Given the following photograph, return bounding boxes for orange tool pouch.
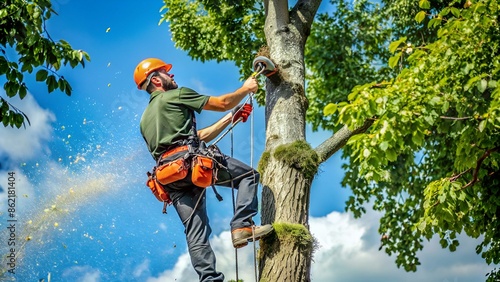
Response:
[146,171,172,204]
[146,171,172,214]
[155,145,190,185]
[191,155,216,188]
[155,158,189,185]
[144,145,191,213]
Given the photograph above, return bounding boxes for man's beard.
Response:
[162,76,178,90]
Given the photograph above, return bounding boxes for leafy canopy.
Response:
[159,0,265,74]
[0,0,90,128]
[324,0,500,273]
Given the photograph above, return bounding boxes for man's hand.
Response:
[242,76,258,94]
[232,104,253,123]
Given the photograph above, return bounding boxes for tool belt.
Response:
[145,145,190,213]
[156,145,190,185]
[145,143,226,213]
[192,143,227,187]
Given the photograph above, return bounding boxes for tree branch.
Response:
[461,146,500,189]
[440,116,472,121]
[315,119,374,163]
[264,0,290,33]
[291,0,322,37]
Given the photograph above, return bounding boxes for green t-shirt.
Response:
[140,87,209,160]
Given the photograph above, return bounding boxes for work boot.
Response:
[231,224,273,248]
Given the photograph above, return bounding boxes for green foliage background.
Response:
[328,0,500,273]
[1,0,89,128]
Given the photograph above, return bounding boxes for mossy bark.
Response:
[258,1,322,281]
[259,225,313,282]
[260,156,314,281]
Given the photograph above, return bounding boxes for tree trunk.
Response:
[260,158,313,281]
[259,1,313,280]
[257,1,329,281]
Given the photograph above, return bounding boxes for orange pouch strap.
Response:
[155,158,189,185]
[146,173,172,203]
[191,156,214,188]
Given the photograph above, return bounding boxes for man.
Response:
[134,58,273,282]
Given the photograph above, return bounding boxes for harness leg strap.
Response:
[211,185,223,202]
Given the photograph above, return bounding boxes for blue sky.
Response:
[0,0,495,281]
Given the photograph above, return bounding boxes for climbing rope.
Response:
[230,122,240,282]
[231,90,259,282]
[227,63,267,282]
[249,93,259,282]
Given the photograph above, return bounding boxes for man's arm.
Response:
[203,76,258,112]
[197,112,232,143]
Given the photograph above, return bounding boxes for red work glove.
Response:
[232,103,253,123]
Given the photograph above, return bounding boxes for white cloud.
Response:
[62,266,101,282]
[146,253,197,282]
[148,210,493,282]
[133,259,151,278]
[146,231,256,282]
[309,210,492,282]
[0,93,55,161]
[212,231,257,281]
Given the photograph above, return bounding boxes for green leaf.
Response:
[386,149,397,162]
[58,78,66,92]
[363,148,371,158]
[442,100,450,113]
[474,3,486,13]
[36,69,48,81]
[379,141,389,151]
[77,50,83,61]
[451,7,461,17]
[439,8,450,17]
[478,79,487,93]
[429,96,441,105]
[323,103,337,116]
[428,18,442,28]
[70,59,78,68]
[0,9,8,19]
[412,131,424,146]
[2,114,9,127]
[21,63,32,73]
[440,238,449,248]
[14,113,23,128]
[47,75,57,92]
[19,85,27,99]
[465,76,481,91]
[389,37,406,53]
[388,52,402,68]
[438,193,446,203]
[449,244,457,252]
[418,220,427,231]
[478,120,486,132]
[458,191,466,201]
[415,11,426,23]
[419,0,431,9]
[4,81,19,97]
[64,82,72,96]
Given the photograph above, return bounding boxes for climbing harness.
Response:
[145,110,226,214]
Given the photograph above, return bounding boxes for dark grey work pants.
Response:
[164,151,259,282]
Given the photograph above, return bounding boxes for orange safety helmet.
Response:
[133,58,172,89]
